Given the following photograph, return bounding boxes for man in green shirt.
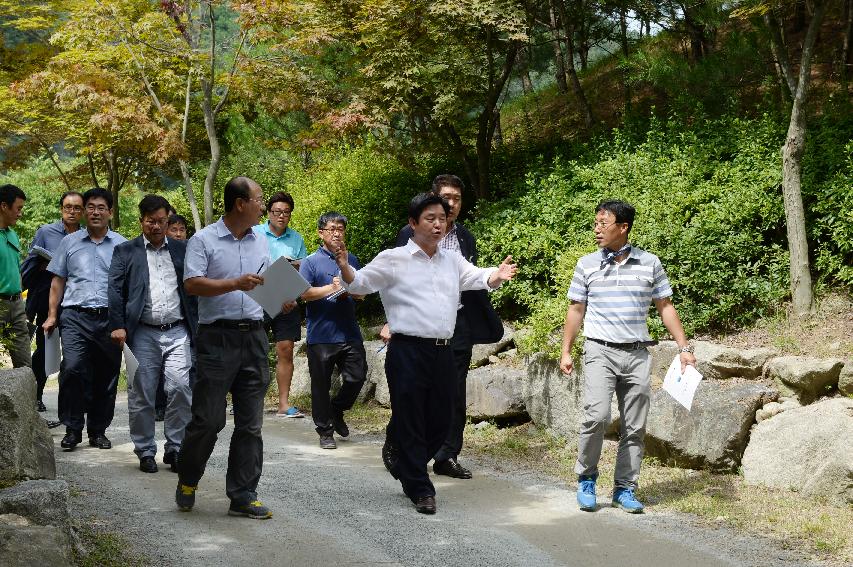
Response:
[0,184,31,368]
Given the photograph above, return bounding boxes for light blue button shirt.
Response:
[253,222,307,262]
[184,217,270,324]
[47,229,128,308]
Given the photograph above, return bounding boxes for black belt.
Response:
[0,293,21,301]
[68,305,108,316]
[141,320,184,332]
[587,337,657,350]
[201,319,264,331]
[393,333,451,346]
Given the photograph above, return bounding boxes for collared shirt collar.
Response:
[142,235,169,250]
[405,238,443,259]
[82,228,115,242]
[262,221,293,240]
[216,217,258,240]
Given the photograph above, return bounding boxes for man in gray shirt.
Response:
[43,188,127,452]
[175,176,278,520]
[560,200,696,514]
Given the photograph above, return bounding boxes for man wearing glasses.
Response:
[21,191,83,413]
[253,192,307,418]
[107,195,197,475]
[298,212,365,449]
[43,188,127,452]
[559,200,696,514]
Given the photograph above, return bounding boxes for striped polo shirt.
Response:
[567,246,672,342]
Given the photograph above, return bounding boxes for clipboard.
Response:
[245,256,310,317]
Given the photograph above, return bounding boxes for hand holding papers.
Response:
[123,344,139,384]
[662,355,703,410]
[43,329,61,376]
[245,256,311,317]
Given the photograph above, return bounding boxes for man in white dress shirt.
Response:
[335,192,517,514]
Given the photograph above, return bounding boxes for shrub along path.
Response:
[48,389,834,567]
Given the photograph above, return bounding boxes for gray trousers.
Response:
[178,325,270,506]
[127,323,193,458]
[575,340,652,490]
[0,297,31,369]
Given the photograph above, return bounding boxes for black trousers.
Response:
[31,307,48,402]
[307,342,367,435]
[57,308,122,434]
[178,325,270,506]
[385,311,474,463]
[385,337,455,501]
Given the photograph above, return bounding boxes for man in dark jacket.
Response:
[108,195,198,474]
[381,174,503,480]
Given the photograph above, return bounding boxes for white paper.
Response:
[43,330,61,376]
[245,256,311,317]
[662,355,703,411]
[123,344,139,385]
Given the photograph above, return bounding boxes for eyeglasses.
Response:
[86,205,109,213]
[320,227,345,234]
[143,218,168,227]
[592,221,622,230]
[269,209,292,217]
[62,205,83,213]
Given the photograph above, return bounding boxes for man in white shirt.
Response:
[335,193,517,514]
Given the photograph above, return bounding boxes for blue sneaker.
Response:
[276,407,304,418]
[576,475,597,511]
[612,488,644,513]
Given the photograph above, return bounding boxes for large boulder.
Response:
[651,341,776,382]
[465,363,527,420]
[838,362,853,397]
[287,339,376,404]
[0,516,72,567]
[470,325,515,368]
[742,397,853,505]
[0,480,71,534]
[644,381,778,472]
[765,356,844,404]
[522,353,619,439]
[0,368,55,480]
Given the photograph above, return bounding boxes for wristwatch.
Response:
[679,344,695,354]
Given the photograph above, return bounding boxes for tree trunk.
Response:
[683,8,706,62]
[843,0,852,81]
[104,150,121,228]
[557,0,595,128]
[180,74,202,231]
[619,6,631,110]
[519,47,534,94]
[779,0,827,316]
[548,0,569,94]
[201,81,219,226]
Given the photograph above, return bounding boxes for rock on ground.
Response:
[288,339,377,404]
[470,325,515,368]
[838,362,853,396]
[645,381,778,472]
[765,356,844,404]
[652,341,776,382]
[0,368,55,480]
[0,516,72,567]
[741,396,853,506]
[465,363,527,420]
[0,480,71,534]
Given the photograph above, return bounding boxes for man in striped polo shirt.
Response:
[559,200,696,514]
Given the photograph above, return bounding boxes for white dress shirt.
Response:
[140,236,183,325]
[344,239,497,339]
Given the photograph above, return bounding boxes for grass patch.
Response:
[462,422,853,563]
[345,400,392,434]
[73,519,143,567]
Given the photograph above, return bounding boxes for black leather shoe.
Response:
[60,430,82,451]
[139,456,158,473]
[382,439,399,479]
[433,458,472,479]
[36,400,47,412]
[47,420,63,429]
[163,451,179,473]
[332,414,349,438]
[88,434,112,449]
[414,495,436,514]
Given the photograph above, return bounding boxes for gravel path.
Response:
[47,388,833,567]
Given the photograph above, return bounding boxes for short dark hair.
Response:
[82,188,113,209]
[0,184,26,207]
[596,200,635,232]
[223,176,259,212]
[267,191,294,212]
[318,211,347,230]
[431,174,464,194]
[59,191,83,208]
[408,192,449,222]
[168,213,188,227]
[138,194,171,218]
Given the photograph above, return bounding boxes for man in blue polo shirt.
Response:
[559,200,696,514]
[253,192,308,418]
[299,212,365,449]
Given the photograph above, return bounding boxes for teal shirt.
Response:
[0,227,22,294]
[252,222,307,262]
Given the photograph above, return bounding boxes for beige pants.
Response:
[0,297,32,369]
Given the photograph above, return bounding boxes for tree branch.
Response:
[214,30,249,116]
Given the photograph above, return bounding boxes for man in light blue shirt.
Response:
[43,188,127,452]
[176,176,279,521]
[253,192,307,418]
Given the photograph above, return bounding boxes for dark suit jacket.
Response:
[395,222,503,344]
[107,236,198,344]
